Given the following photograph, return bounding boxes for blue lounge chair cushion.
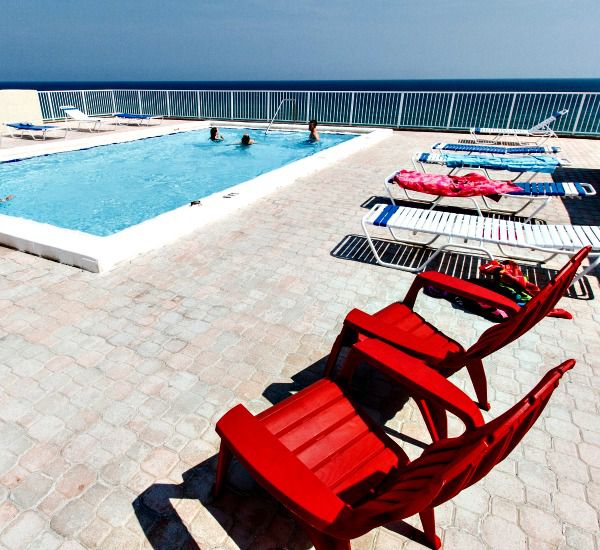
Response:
[7,122,57,130]
[442,153,561,173]
[115,113,154,119]
[433,143,560,155]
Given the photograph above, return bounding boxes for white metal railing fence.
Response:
[38,89,600,136]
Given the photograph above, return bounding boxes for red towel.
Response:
[393,170,519,198]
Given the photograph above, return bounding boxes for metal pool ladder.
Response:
[265,98,298,134]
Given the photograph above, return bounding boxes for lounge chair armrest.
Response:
[342,308,451,363]
[216,404,348,529]
[404,270,521,315]
[344,339,484,430]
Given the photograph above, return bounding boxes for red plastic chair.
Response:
[325,246,589,417]
[215,339,574,549]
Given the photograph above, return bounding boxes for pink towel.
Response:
[393,170,519,198]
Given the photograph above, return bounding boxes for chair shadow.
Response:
[331,234,594,301]
[133,454,315,550]
[134,357,432,549]
[553,168,600,226]
[263,356,415,430]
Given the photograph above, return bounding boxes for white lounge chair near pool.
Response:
[60,106,113,131]
[469,108,568,145]
[112,113,162,126]
[362,202,600,279]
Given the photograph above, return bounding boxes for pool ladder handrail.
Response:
[265,99,298,134]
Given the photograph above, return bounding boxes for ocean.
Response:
[2,79,600,92]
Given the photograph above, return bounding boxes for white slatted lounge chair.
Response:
[362,203,600,279]
[384,171,596,223]
[469,109,568,145]
[432,142,561,155]
[60,106,112,132]
[412,151,571,182]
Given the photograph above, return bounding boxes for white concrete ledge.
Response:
[0,127,392,272]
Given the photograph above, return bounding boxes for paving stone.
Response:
[50,498,96,537]
[519,506,564,546]
[10,471,53,508]
[0,510,46,550]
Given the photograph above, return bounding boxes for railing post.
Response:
[111,90,116,114]
[230,91,234,120]
[166,91,171,117]
[196,91,201,119]
[571,93,586,135]
[396,93,404,128]
[348,92,355,125]
[446,93,455,129]
[48,92,56,120]
[81,90,87,114]
[267,91,271,122]
[506,93,517,130]
[137,91,142,115]
[306,92,311,122]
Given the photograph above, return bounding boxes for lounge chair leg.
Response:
[304,524,351,550]
[466,359,490,411]
[213,443,233,497]
[419,507,442,550]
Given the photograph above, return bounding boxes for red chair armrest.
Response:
[345,339,485,430]
[216,404,347,530]
[404,271,521,315]
[343,309,450,363]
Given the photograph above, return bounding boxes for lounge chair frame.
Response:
[412,152,570,183]
[384,171,596,223]
[470,108,568,145]
[362,203,600,279]
[4,123,67,141]
[112,113,163,126]
[60,106,113,132]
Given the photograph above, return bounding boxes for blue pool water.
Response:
[0,128,355,236]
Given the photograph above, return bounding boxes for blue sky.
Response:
[1,0,599,81]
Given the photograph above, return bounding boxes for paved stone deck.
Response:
[0,128,599,550]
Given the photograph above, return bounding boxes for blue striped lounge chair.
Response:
[361,202,600,278]
[113,113,162,126]
[4,122,67,140]
[384,170,596,222]
[412,151,571,182]
[469,109,568,145]
[432,142,561,155]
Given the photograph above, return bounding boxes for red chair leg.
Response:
[304,524,351,550]
[415,398,443,442]
[324,327,358,378]
[419,507,442,550]
[466,359,491,411]
[213,442,233,497]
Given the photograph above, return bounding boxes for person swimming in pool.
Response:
[0,195,14,203]
[209,127,224,141]
[240,133,254,146]
[308,119,320,142]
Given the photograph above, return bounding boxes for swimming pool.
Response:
[0,127,354,236]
